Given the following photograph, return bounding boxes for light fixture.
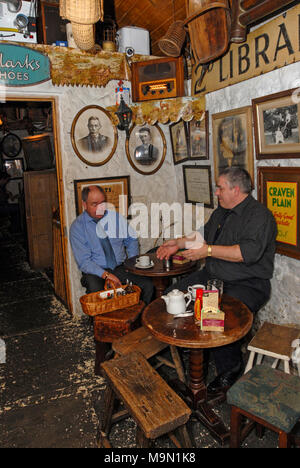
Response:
[115,95,132,138]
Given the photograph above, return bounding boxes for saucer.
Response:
[135,260,154,269]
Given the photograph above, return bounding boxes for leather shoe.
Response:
[207,362,243,395]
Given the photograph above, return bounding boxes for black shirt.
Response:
[204,195,277,285]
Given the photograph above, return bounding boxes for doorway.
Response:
[0,97,72,314]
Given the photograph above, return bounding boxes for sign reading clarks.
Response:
[192,3,300,96]
[0,44,50,87]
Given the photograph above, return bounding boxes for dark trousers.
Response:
[81,264,155,305]
[165,267,270,375]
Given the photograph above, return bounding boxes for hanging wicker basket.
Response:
[158,21,186,57]
[60,0,67,19]
[63,0,104,51]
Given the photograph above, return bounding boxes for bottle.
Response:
[194,288,203,322]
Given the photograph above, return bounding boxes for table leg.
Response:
[152,277,170,298]
[189,349,230,445]
[171,349,229,445]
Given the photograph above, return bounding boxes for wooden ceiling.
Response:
[113,0,186,57]
[110,0,297,58]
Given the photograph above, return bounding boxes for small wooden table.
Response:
[142,294,253,444]
[124,252,198,298]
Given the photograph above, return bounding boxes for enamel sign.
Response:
[0,44,50,87]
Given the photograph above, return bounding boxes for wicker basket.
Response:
[65,0,103,24]
[71,22,95,50]
[158,21,186,57]
[60,0,67,19]
[80,282,141,317]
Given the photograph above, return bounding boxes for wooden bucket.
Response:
[184,0,231,63]
[158,21,186,57]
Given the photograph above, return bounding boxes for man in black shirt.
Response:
[157,167,277,394]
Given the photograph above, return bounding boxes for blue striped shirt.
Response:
[70,210,138,278]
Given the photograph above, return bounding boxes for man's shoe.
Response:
[207,362,243,395]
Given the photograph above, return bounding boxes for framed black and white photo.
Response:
[169,120,189,165]
[71,105,118,166]
[188,112,209,160]
[1,132,22,158]
[3,158,24,179]
[183,165,214,208]
[253,88,300,159]
[125,124,166,175]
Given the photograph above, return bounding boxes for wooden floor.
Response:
[0,231,292,448]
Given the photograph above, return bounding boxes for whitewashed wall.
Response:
[4,60,300,323]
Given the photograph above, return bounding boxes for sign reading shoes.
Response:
[0,44,50,87]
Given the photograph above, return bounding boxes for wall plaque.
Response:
[0,43,50,87]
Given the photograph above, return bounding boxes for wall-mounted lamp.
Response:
[115,95,132,138]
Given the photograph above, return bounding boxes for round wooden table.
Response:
[124,252,198,298]
[142,294,253,444]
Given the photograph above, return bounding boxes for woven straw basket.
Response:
[62,0,104,51]
[80,282,141,317]
[158,21,186,57]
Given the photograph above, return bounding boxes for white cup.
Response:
[188,284,206,300]
[136,255,151,267]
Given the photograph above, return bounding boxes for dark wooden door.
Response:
[24,170,58,269]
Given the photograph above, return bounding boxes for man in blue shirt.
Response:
[70,185,154,305]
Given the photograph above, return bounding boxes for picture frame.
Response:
[253,88,300,159]
[212,106,254,181]
[22,133,54,171]
[257,166,300,260]
[74,176,130,217]
[125,124,166,175]
[71,105,118,167]
[169,120,189,165]
[188,111,209,160]
[3,158,24,179]
[182,165,214,208]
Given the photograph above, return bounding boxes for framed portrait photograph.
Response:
[169,120,189,165]
[212,106,254,181]
[71,105,118,166]
[3,158,24,179]
[183,165,214,208]
[253,88,300,159]
[258,166,300,260]
[74,176,130,217]
[125,124,166,175]
[188,111,209,160]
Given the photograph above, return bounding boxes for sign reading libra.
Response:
[0,44,50,87]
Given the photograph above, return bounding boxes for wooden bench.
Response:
[93,301,145,374]
[112,326,186,382]
[245,322,300,375]
[98,352,192,448]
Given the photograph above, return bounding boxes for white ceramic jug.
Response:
[161,289,192,315]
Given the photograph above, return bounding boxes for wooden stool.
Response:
[99,352,192,448]
[227,365,300,448]
[244,322,300,374]
[112,326,186,383]
[93,301,145,374]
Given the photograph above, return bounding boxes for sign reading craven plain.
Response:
[0,44,50,87]
[192,4,300,96]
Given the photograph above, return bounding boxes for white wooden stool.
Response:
[244,321,300,375]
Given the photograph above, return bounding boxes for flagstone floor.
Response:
[0,231,293,449]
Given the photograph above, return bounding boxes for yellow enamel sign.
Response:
[267,181,298,246]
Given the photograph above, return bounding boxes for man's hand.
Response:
[156,239,179,260]
[103,272,122,288]
[182,243,208,261]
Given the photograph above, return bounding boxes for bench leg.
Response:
[136,426,150,448]
[97,386,116,448]
[278,431,290,448]
[170,345,186,383]
[177,424,193,448]
[244,351,255,374]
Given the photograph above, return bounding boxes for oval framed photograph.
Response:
[125,124,166,175]
[71,105,118,166]
[1,132,22,158]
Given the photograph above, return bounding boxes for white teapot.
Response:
[161,289,192,315]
